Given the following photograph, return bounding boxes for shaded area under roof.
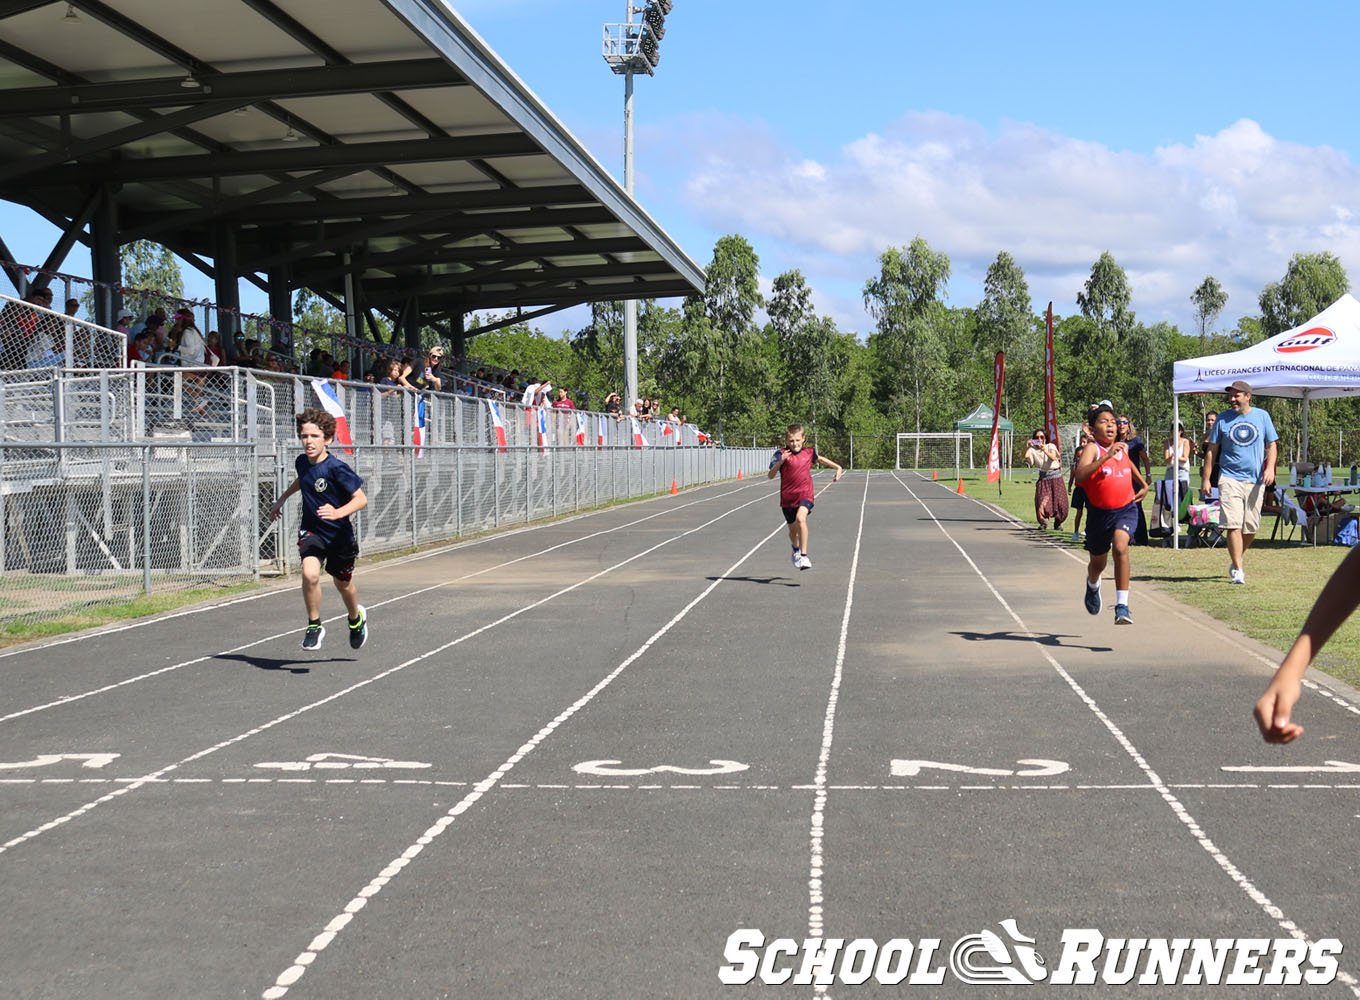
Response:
[0,0,703,345]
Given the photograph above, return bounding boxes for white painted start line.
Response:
[895,473,1360,998]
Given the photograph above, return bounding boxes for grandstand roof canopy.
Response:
[0,0,703,325]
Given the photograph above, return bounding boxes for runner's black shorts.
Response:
[298,531,358,582]
[782,499,814,524]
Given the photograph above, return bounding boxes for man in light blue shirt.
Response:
[1203,380,1278,584]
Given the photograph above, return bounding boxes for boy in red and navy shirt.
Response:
[768,424,842,570]
[1074,404,1147,625]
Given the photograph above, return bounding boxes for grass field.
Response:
[969,471,1357,690]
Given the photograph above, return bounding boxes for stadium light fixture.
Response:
[602,1,674,407]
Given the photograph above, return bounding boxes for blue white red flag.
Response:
[537,406,548,451]
[413,395,426,457]
[486,398,507,451]
[575,411,586,446]
[311,379,353,454]
[630,416,648,448]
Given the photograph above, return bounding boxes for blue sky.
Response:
[5,0,1360,339]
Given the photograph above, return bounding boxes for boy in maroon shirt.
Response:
[768,424,842,570]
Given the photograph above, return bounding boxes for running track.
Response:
[1,472,1357,998]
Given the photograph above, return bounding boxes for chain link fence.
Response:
[0,437,766,635]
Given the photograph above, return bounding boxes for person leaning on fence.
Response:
[1024,428,1067,531]
[0,289,43,369]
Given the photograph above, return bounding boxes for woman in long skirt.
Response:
[1024,429,1068,530]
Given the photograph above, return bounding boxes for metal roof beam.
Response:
[34,133,541,185]
[224,183,593,224]
[0,59,464,118]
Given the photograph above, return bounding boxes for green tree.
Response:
[1190,275,1228,343]
[82,240,185,321]
[681,235,762,442]
[976,251,1032,418]
[863,237,951,444]
[1076,251,1135,344]
[1258,251,1350,337]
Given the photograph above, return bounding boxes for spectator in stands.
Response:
[128,329,155,365]
[0,290,43,368]
[115,308,134,337]
[413,346,444,391]
[552,387,575,409]
[604,392,622,419]
[204,331,223,367]
[377,359,403,398]
[173,311,207,367]
[332,359,350,381]
[667,405,681,424]
[64,297,80,317]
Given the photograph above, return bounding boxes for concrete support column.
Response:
[213,223,240,341]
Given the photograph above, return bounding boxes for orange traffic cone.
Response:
[737,469,743,480]
[670,479,678,496]
[932,469,938,480]
[956,478,965,495]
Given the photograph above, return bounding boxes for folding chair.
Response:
[1186,499,1225,548]
[1272,493,1313,544]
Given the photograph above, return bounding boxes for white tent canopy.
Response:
[1173,293,1360,399]
[1167,292,1360,547]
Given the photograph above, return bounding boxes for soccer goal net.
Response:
[895,432,972,477]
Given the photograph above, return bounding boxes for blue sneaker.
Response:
[1114,604,1132,625]
[1083,582,1102,616]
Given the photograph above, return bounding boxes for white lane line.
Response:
[923,473,1360,721]
[808,472,870,987]
[0,476,766,662]
[259,500,796,999]
[0,487,776,858]
[897,474,1360,997]
[0,480,768,725]
[7,777,1358,792]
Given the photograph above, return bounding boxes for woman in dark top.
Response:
[1118,415,1153,545]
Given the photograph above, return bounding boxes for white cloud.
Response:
[665,113,1360,334]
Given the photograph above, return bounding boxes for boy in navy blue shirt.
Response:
[268,408,369,651]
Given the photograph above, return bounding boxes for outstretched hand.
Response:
[1255,678,1304,744]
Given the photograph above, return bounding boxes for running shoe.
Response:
[798,554,812,570]
[301,623,325,651]
[348,606,368,649]
[1114,604,1132,625]
[1083,582,1102,616]
[791,546,801,568]
[1229,568,1245,585]
[1071,530,1082,542]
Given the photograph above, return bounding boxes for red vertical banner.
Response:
[1043,301,1057,445]
[987,351,1005,484]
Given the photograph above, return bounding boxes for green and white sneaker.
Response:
[348,606,368,650]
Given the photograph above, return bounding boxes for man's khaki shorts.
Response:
[1217,476,1264,533]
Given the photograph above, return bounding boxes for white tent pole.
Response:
[1301,391,1310,465]
[1172,393,1180,550]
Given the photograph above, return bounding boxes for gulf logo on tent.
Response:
[1274,326,1336,354]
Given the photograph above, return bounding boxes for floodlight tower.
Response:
[603,0,672,413]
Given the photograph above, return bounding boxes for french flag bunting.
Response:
[630,416,648,448]
[661,421,674,438]
[486,398,507,451]
[311,379,353,454]
[575,411,586,446]
[537,406,548,452]
[692,425,708,445]
[413,395,426,457]
[597,414,606,448]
